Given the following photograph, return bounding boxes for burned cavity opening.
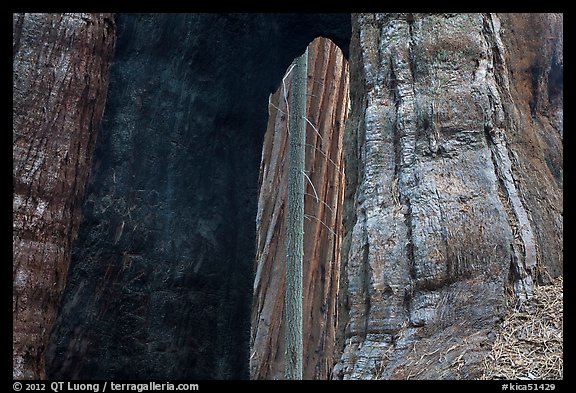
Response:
[46,14,351,380]
[251,37,349,380]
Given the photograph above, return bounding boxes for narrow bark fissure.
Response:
[390,64,401,186]
[389,62,416,290]
[403,21,417,290]
[434,186,450,281]
[483,14,508,92]
[484,125,533,302]
[360,242,371,340]
[391,35,416,295]
[406,14,416,80]
[356,78,372,342]
[483,131,511,239]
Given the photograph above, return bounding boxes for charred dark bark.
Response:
[45,13,351,380]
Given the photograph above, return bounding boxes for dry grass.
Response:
[482,276,563,380]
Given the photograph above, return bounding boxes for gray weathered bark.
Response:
[284,49,308,380]
[13,13,115,379]
[334,13,562,379]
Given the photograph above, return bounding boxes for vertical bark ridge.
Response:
[479,13,538,300]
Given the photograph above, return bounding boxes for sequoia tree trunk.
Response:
[15,12,561,381]
[13,13,115,379]
[333,13,562,379]
[251,38,349,380]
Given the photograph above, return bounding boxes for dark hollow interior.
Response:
[46,13,351,380]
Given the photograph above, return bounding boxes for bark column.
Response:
[251,37,349,380]
[13,13,115,379]
[284,48,308,380]
[334,13,562,380]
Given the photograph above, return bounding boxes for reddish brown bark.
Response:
[250,37,349,379]
[13,13,115,379]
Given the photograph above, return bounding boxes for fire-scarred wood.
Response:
[46,14,351,380]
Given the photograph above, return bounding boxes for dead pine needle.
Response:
[481,276,563,380]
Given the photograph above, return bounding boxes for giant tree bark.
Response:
[333,13,562,380]
[251,38,349,380]
[284,48,307,380]
[13,13,115,379]
[46,14,351,380]
[17,12,559,380]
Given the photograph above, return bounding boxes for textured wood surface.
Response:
[334,13,562,380]
[13,13,115,379]
[251,38,349,380]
